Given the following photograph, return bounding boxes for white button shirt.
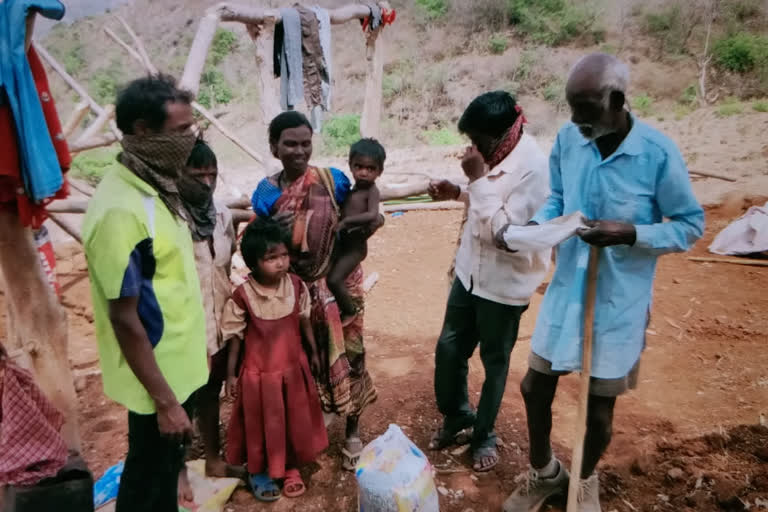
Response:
[453,133,551,306]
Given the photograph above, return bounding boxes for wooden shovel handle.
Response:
[566,245,600,512]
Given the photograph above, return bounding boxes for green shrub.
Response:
[753,100,768,112]
[197,70,233,108]
[542,79,566,109]
[70,147,121,186]
[632,94,654,116]
[63,44,86,76]
[678,84,698,106]
[423,127,463,146]
[642,3,697,54]
[717,97,744,117]
[507,0,602,46]
[209,29,238,66]
[416,0,448,20]
[722,0,764,22]
[322,114,361,154]
[90,71,119,105]
[489,34,509,54]
[713,32,768,73]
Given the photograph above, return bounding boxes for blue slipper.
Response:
[249,473,281,502]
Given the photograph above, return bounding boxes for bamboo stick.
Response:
[74,104,115,145]
[689,170,736,182]
[68,178,95,197]
[61,102,90,139]
[103,26,144,64]
[35,44,122,140]
[383,201,464,213]
[179,1,392,94]
[48,214,82,244]
[115,15,159,75]
[103,25,264,163]
[192,101,264,163]
[68,134,119,153]
[688,256,768,267]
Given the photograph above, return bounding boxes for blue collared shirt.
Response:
[531,118,705,378]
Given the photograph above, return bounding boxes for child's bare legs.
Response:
[178,466,194,506]
[198,350,246,479]
[327,238,367,325]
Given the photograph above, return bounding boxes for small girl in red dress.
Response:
[222,217,328,502]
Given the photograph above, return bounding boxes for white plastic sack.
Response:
[502,212,588,251]
[356,425,439,512]
[709,202,768,256]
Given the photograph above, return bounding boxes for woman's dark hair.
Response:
[115,74,192,135]
[349,138,386,170]
[457,90,520,138]
[240,217,290,272]
[268,111,313,144]
[187,139,218,169]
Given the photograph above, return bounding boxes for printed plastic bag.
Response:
[356,424,439,512]
[93,461,123,509]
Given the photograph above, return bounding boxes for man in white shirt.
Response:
[428,91,550,472]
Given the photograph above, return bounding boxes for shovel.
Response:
[566,245,600,512]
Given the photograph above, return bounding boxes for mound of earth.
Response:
[601,424,768,512]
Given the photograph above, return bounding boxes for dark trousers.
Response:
[115,398,195,512]
[434,278,527,450]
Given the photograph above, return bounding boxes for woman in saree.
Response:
[250,111,381,470]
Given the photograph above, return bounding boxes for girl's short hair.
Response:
[268,111,313,145]
[240,217,290,271]
[349,138,386,170]
[186,139,218,169]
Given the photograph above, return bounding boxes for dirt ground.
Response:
[4,197,767,512]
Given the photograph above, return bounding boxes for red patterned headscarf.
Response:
[486,104,527,169]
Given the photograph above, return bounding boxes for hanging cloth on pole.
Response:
[274,7,304,111]
[310,6,332,130]
[0,0,67,204]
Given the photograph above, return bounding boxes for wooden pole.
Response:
[68,178,95,197]
[34,43,122,140]
[115,15,158,75]
[61,102,90,139]
[689,170,736,182]
[179,2,391,94]
[247,23,281,131]
[74,104,115,145]
[103,26,145,64]
[192,101,264,163]
[566,246,600,512]
[68,134,119,154]
[48,214,83,244]
[383,201,463,213]
[103,24,265,163]
[0,211,81,451]
[689,256,768,267]
[360,27,385,138]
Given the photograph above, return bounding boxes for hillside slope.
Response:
[39,0,768,203]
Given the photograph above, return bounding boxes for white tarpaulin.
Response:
[709,202,768,256]
[502,212,589,251]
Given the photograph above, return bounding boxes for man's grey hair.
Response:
[569,53,630,104]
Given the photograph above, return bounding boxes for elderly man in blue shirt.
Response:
[501,53,705,512]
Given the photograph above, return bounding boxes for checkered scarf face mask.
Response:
[118,132,197,222]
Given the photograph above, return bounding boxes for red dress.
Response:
[226,274,328,478]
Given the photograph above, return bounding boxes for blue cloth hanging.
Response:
[0,0,66,202]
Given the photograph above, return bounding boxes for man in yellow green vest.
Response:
[82,74,208,512]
